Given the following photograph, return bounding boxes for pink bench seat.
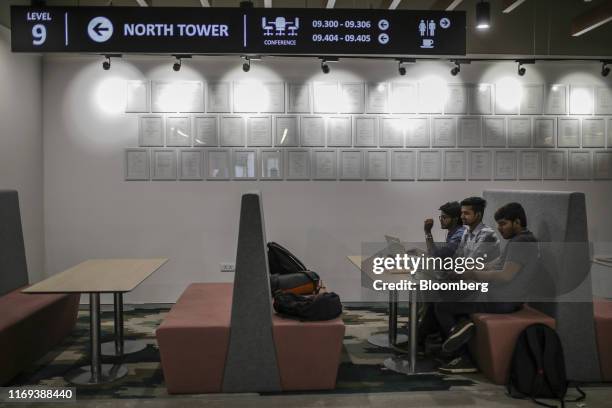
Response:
[156,283,345,394]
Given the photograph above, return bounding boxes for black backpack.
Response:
[273,292,342,321]
[507,323,585,408]
[267,242,307,275]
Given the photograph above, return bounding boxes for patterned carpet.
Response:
[9,306,475,399]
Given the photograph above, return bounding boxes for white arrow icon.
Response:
[378,33,389,45]
[88,17,113,43]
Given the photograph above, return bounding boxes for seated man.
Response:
[433,196,500,373]
[424,201,466,258]
[436,202,538,374]
[418,201,467,345]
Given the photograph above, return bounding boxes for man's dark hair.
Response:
[494,202,527,227]
[439,201,462,225]
[460,196,487,216]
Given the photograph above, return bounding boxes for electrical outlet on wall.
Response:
[220,262,235,273]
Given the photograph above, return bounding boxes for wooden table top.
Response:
[23,258,168,294]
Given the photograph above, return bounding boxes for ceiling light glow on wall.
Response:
[476,1,491,30]
[496,77,522,111]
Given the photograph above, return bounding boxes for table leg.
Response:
[367,290,408,348]
[65,293,128,384]
[101,293,149,357]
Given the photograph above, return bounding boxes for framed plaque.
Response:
[354,116,378,147]
[558,118,580,147]
[125,149,149,180]
[595,86,612,115]
[391,150,415,180]
[139,116,164,147]
[220,116,245,147]
[569,85,594,115]
[545,84,567,115]
[582,118,605,147]
[405,117,430,147]
[340,82,365,113]
[508,117,532,147]
[543,150,567,180]
[152,149,177,180]
[206,82,231,113]
[445,84,468,115]
[300,116,325,146]
[458,117,481,147]
[327,116,352,147]
[494,150,517,180]
[483,117,506,147]
[287,83,311,113]
[443,150,466,180]
[520,84,544,115]
[285,149,310,180]
[380,117,404,147]
[469,150,492,180]
[126,80,149,113]
[261,149,283,179]
[206,149,231,180]
[390,82,417,113]
[339,150,363,180]
[432,117,456,147]
[179,149,203,180]
[534,117,556,147]
[568,150,592,180]
[365,150,388,180]
[232,149,257,179]
[313,82,339,113]
[274,116,299,147]
[594,151,612,180]
[519,151,542,180]
[313,150,337,180]
[418,150,441,180]
[469,83,493,115]
[366,82,389,113]
[194,116,218,146]
[247,116,272,147]
[166,116,192,146]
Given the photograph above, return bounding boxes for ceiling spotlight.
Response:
[450,61,461,76]
[398,64,406,76]
[242,56,250,72]
[602,61,610,77]
[173,58,182,72]
[476,1,490,30]
[396,58,414,76]
[321,60,330,74]
[102,55,111,71]
[516,59,534,76]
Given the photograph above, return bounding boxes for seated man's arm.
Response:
[466,261,521,283]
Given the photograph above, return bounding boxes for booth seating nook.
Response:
[157,192,345,394]
[0,191,79,385]
[469,190,611,384]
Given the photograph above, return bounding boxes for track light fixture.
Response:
[102,55,111,70]
[172,55,191,72]
[321,59,330,74]
[450,61,461,76]
[396,58,415,76]
[476,1,490,30]
[516,59,535,76]
[602,61,610,77]
[398,62,406,76]
[242,56,251,72]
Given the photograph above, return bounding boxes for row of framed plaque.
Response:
[139,114,612,149]
[126,80,612,116]
[125,148,612,181]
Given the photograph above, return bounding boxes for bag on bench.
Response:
[273,292,342,321]
[507,323,585,408]
[267,242,307,275]
[270,270,322,295]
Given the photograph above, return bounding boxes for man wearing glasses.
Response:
[424,201,466,258]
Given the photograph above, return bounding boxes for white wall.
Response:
[41,55,612,304]
[0,26,44,283]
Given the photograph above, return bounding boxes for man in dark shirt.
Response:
[436,202,538,374]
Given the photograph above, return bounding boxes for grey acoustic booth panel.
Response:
[482,190,601,382]
[222,192,281,392]
[0,191,29,296]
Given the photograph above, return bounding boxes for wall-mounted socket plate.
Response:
[220,262,235,273]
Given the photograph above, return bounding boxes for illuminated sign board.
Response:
[11,6,466,56]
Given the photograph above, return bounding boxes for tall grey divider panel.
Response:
[222,192,282,392]
[483,190,601,382]
[0,190,29,296]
